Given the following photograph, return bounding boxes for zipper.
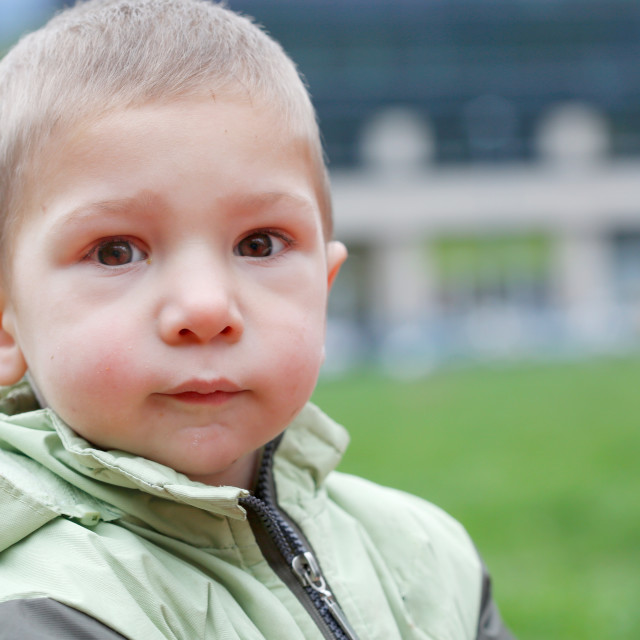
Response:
[291,551,360,640]
[240,438,360,640]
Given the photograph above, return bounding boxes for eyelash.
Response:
[82,229,294,265]
[235,229,294,258]
[83,236,148,266]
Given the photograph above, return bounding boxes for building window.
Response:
[611,229,640,305]
[431,232,553,314]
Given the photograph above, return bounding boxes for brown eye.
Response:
[236,233,273,258]
[94,240,146,266]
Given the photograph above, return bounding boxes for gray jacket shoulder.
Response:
[477,561,515,640]
[0,599,126,640]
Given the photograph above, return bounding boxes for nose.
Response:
[156,255,243,345]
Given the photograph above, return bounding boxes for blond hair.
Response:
[0,0,332,265]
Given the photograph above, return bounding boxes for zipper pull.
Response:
[292,551,360,640]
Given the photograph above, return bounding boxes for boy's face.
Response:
[0,97,345,487]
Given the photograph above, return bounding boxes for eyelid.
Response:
[235,229,294,257]
[84,236,148,265]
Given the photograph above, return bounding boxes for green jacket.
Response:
[0,381,512,640]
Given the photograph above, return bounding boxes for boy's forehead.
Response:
[22,98,330,235]
[45,190,320,232]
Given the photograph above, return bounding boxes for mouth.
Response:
[160,379,243,405]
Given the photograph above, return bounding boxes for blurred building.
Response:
[8,0,640,369]
[227,0,640,370]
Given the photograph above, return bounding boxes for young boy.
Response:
[0,1,513,638]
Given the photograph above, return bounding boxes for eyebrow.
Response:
[231,191,318,215]
[46,195,157,235]
[46,190,318,237]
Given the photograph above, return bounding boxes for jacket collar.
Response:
[0,380,349,526]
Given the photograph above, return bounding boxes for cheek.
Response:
[25,308,142,412]
[266,298,327,394]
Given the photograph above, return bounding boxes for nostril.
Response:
[175,326,234,339]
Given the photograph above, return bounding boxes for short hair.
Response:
[0,0,332,269]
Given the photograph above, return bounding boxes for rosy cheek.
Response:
[89,350,140,390]
[279,325,325,392]
[43,345,140,430]
[46,325,137,392]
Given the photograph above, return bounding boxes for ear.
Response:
[0,292,27,385]
[326,240,347,291]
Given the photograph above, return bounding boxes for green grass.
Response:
[312,357,640,640]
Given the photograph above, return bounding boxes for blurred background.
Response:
[2,1,639,638]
